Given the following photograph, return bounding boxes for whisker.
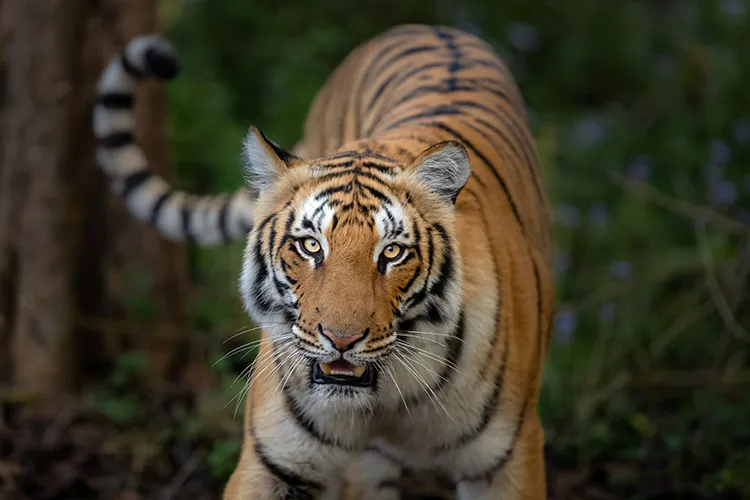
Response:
[383,362,412,422]
[399,329,467,344]
[396,333,445,347]
[393,352,455,424]
[394,344,449,385]
[214,333,292,367]
[226,321,291,343]
[395,340,461,373]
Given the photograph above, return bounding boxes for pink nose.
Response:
[321,328,366,351]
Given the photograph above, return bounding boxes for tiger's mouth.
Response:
[313,359,375,387]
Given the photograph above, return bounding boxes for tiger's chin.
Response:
[306,359,380,411]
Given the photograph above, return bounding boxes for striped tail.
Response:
[94,35,254,246]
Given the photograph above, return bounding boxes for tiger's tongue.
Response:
[319,359,366,377]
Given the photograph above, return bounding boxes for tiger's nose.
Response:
[320,326,368,352]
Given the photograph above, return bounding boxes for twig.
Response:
[159,449,204,500]
[612,172,750,234]
[694,222,750,343]
[649,301,714,362]
[630,369,750,387]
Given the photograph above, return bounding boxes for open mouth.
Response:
[313,359,375,387]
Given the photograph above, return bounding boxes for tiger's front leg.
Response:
[223,409,347,500]
[454,412,546,500]
[223,351,350,500]
[342,444,405,500]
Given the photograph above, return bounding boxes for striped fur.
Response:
[95,25,555,500]
[94,35,254,246]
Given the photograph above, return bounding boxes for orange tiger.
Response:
[94,24,555,500]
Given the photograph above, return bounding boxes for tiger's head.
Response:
[239,127,471,410]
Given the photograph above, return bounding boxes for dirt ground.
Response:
[0,396,743,500]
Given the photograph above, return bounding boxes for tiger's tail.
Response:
[94,35,254,246]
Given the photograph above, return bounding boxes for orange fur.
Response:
[95,23,555,500]
[223,24,555,500]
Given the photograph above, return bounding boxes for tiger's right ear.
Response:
[242,126,300,193]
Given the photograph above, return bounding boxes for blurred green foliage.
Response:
[147,0,750,495]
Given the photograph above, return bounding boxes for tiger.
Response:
[94,24,555,500]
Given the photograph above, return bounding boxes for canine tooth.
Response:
[319,363,332,375]
[353,366,366,378]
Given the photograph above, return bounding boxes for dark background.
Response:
[1,1,748,498]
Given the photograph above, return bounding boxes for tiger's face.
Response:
[239,128,471,409]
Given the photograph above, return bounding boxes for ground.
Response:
[0,390,745,500]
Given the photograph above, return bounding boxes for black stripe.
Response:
[359,38,415,91]
[457,251,545,484]
[403,311,465,406]
[361,161,397,173]
[365,71,398,112]
[282,386,355,450]
[369,45,440,89]
[121,170,151,197]
[98,92,134,109]
[385,105,464,131]
[390,81,512,115]
[357,180,391,203]
[253,441,322,496]
[148,189,173,226]
[218,198,231,243]
[398,263,421,290]
[98,132,133,149]
[403,225,433,310]
[435,333,508,451]
[120,54,145,79]
[367,62,444,111]
[453,100,545,202]
[181,203,194,243]
[317,168,389,184]
[428,121,524,231]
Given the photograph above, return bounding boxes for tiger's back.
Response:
[293,24,555,498]
[94,24,555,500]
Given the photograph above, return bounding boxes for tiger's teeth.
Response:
[352,366,366,378]
[319,363,333,375]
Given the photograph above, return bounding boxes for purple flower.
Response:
[554,251,572,275]
[588,203,610,227]
[722,0,745,17]
[507,23,540,52]
[710,140,731,165]
[570,118,606,148]
[555,204,581,227]
[627,154,652,182]
[600,302,616,323]
[703,162,725,187]
[609,261,633,281]
[554,311,577,344]
[708,180,738,206]
[733,119,750,145]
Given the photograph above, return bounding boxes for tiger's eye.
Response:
[382,244,403,260]
[302,237,321,255]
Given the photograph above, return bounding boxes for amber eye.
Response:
[382,243,404,261]
[300,237,321,255]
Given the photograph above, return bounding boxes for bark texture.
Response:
[0,0,189,392]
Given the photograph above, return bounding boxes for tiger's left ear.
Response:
[407,141,471,204]
[242,126,300,193]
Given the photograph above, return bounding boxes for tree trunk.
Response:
[0,0,90,393]
[0,0,189,392]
